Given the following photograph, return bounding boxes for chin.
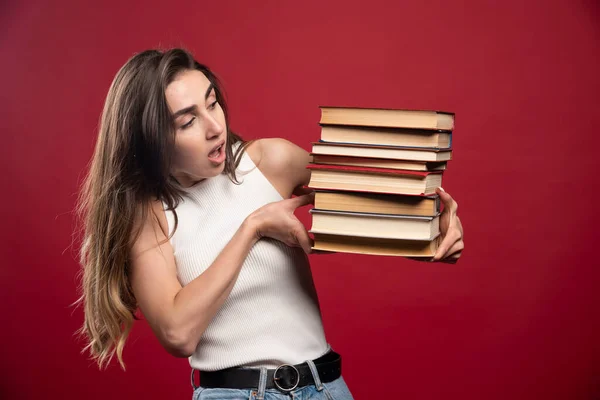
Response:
[209,162,226,176]
[215,164,226,175]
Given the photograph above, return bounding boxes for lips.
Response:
[207,139,226,164]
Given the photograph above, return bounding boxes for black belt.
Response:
[193,351,342,392]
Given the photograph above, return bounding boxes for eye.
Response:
[181,117,195,129]
[208,100,219,110]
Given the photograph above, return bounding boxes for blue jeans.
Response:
[192,376,353,399]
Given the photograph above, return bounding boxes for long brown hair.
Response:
[74,49,250,370]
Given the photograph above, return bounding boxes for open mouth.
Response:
[208,141,226,163]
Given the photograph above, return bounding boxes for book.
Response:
[311,232,441,257]
[320,125,451,149]
[312,142,452,162]
[307,105,455,258]
[310,209,440,240]
[314,190,440,217]
[310,154,447,171]
[319,106,454,130]
[307,164,442,196]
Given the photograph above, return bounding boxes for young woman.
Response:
[76,48,464,400]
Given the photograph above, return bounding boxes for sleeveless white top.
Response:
[164,143,329,371]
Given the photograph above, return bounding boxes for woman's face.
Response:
[165,69,227,187]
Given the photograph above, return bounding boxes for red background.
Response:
[1,0,599,398]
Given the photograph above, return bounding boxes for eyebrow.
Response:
[171,83,215,120]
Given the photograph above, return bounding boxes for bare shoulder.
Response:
[130,199,170,260]
[245,138,312,198]
[245,138,305,164]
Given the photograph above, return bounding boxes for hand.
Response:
[248,193,315,254]
[432,187,464,263]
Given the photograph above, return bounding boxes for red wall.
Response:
[1,0,599,398]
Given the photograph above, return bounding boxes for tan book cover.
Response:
[320,125,451,148]
[312,142,452,162]
[311,154,447,171]
[314,190,440,216]
[311,233,441,258]
[310,209,439,241]
[307,164,443,196]
[319,106,455,130]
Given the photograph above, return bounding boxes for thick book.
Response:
[320,125,452,149]
[312,142,452,162]
[310,209,440,241]
[319,106,455,130]
[310,154,447,172]
[311,232,441,257]
[307,164,442,196]
[314,190,440,217]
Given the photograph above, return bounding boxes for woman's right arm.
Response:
[129,194,313,358]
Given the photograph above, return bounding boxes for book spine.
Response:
[318,139,450,151]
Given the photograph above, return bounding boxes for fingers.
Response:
[433,240,463,263]
[292,224,313,254]
[440,250,462,264]
[432,230,462,261]
[456,215,463,240]
[436,187,458,214]
[440,240,464,260]
[288,192,315,209]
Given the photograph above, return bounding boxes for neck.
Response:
[172,173,207,189]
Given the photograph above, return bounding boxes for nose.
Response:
[205,114,224,139]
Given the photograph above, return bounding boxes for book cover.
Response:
[311,142,453,162]
[307,163,443,177]
[319,106,455,130]
[310,232,441,257]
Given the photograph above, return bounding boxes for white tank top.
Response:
[164,143,329,371]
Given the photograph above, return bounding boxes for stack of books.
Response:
[307,106,454,258]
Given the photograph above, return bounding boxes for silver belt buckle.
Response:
[273,364,300,392]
